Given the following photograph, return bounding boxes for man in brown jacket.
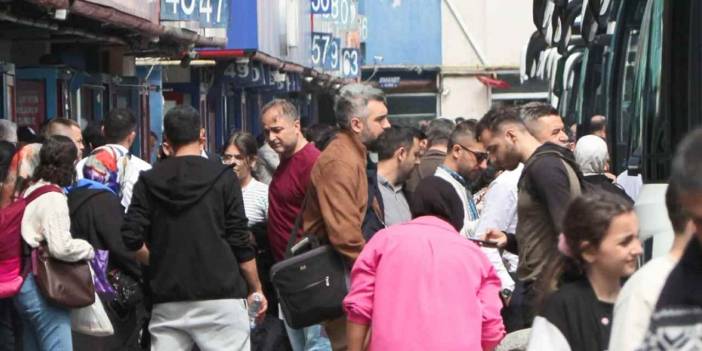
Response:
[302,83,390,350]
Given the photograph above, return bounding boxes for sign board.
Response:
[310,0,332,14]
[16,80,46,131]
[341,48,360,78]
[161,0,230,27]
[223,62,269,88]
[83,0,159,23]
[311,0,363,78]
[378,76,401,89]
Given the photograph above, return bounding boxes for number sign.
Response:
[161,0,229,27]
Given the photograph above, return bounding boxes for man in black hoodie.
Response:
[122,106,266,351]
[482,107,584,326]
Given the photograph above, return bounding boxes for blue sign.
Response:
[311,0,332,14]
[324,38,341,71]
[223,62,268,88]
[161,0,230,28]
[341,48,360,78]
[312,32,342,71]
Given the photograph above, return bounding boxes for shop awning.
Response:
[23,0,225,48]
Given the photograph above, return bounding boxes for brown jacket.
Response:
[404,148,447,194]
[302,129,368,262]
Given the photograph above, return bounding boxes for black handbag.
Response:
[107,269,143,316]
[270,202,349,329]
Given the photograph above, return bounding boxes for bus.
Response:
[522,0,702,260]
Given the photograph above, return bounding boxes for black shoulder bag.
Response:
[269,196,349,329]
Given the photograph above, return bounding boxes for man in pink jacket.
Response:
[344,176,505,351]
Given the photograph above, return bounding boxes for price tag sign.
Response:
[161,0,229,27]
[311,0,332,14]
[341,48,360,78]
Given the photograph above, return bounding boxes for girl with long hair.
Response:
[527,192,642,351]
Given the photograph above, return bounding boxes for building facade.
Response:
[363,0,539,123]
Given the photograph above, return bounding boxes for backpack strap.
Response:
[23,184,63,204]
[19,184,62,278]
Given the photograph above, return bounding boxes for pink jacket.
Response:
[343,216,505,351]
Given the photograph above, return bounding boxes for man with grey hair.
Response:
[405,118,455,194]
[301,83,390,350]
[0,119,17,144]
[519,102,569,147]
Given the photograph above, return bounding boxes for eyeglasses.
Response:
[457,144,489,163]
[221,154,246,164]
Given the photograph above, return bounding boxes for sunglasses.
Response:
[457,144,489,163]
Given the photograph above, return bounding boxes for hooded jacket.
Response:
[67,180,141,280]
[121,156,253,303]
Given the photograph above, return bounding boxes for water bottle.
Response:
[248,292,263,330]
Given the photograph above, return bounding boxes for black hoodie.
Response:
[122,156,254,303]
[68,187,141,280]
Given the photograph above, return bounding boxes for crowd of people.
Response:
[0,82,700,351]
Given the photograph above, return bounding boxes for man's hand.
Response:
[480,229,508,249]
[247,291,268,320]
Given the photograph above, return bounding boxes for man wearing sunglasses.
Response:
[433,120,489,224]
[430,120,512,294]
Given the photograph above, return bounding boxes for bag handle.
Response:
[284,192,318,258]
[24,184,63,204]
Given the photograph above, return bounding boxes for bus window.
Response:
[618,29,639,151]
[631,0,663,180]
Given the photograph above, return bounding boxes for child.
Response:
[527,192,643,351]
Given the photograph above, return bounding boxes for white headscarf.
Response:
[575,135,609,176]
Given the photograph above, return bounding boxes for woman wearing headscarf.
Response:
[343,176,505,351]
[574,135,632,203]
[68,149,143,350]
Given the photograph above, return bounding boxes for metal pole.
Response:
[442,0,488,67]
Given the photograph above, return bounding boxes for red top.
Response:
[267,143,320,262]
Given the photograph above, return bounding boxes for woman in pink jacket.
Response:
[344,176,505,351]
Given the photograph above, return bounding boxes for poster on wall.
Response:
[15,80,45,131]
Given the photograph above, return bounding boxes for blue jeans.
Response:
[283,317,331,351]
[13,275,72,351]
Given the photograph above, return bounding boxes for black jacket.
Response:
[583,174,634,204]
[68,187,141,280]
[121,156,254,303]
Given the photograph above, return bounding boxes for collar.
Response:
[680,237,702,271]
[377,173,403,193]
[439,164,467,188]
[337,129,367,160]
[106,144,128,154]
[65,179,116,195]
[423,148,447,158]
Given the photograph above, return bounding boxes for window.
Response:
[386,93,437,127]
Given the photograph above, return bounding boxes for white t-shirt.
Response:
[242,178,269,227]
[476,164,524,276]
[609,254,678,351]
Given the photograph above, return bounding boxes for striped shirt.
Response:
[242,178,269,226]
